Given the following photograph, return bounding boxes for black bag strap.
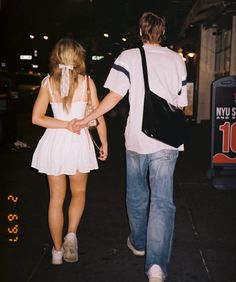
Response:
[139,46,150,92]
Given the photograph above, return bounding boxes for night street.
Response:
[1,1,236,281]
[0,111,236,282]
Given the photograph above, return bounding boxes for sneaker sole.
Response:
[149,278,163,282]
[127,238,145,256]
[63,240,78,262]
[52,259,63,265]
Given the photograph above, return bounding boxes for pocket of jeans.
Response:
[126,150,140,157]
[162,149,179,160]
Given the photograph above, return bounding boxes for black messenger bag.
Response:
[139,46,187,148]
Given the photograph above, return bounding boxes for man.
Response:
[74,11,188,282]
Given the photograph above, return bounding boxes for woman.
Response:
[31,37,108,264]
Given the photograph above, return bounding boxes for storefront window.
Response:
[215,29,231,77]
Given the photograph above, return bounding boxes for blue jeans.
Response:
[126,149,178,278]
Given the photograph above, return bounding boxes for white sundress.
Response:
[31,76,98,176]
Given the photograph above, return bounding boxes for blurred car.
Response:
[0,73,18,143]
[13,72,47,113]
[15,72,44,96]
[0,70,19,110]
[0,76,10,114]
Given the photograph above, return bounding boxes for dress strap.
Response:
[41,75,55,101]
[41,75,49,87]
[79,75,88,101]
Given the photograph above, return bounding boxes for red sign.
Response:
[211,77,236,166]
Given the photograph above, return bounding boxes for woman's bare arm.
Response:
[32,85,75,130]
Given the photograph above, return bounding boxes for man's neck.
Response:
[144,42,161,47]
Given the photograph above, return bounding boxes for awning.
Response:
[179,0,233,36]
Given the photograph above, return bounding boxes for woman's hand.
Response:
[98,143,108,161]
[67,119,78,132]
[71,119,88,134]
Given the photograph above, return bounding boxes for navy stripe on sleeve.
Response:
[178,80,187,95]
[112,63,130,82]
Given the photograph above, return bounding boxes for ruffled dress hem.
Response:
[31,164,99,176]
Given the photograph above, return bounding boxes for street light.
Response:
[187,52,195,58]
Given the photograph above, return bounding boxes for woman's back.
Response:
[43,75,88,121]
[31,74,98,176]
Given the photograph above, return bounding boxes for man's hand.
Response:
[67,119,78,132]
[72,119,87,134]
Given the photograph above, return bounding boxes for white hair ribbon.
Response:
[59,64,73,98]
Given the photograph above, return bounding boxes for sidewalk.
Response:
[1,113,236,282]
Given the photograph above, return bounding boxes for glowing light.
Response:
[187,52,195,58]
[92,56,104,61]
[103,33,109,38]
[122,37,127,42]
[43,35,48,40]
[29,35,35,39]
[20,55,32,60]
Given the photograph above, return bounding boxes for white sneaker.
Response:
[52,247,63,265]
[148,264,164,282]
[63,232,78,262]
[127,237,145,256]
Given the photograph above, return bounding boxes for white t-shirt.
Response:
[104,44,188,154]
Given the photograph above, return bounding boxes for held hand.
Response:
[72,119,87,134]
[98,144,108,161]
[67,119,78,132]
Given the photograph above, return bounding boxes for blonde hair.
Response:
[49,37,86,111]
[139,12,166,44]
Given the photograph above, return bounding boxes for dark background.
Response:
[0,0,197,74]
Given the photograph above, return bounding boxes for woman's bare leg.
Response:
[68,172,88,233]
[47,174,67,251]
